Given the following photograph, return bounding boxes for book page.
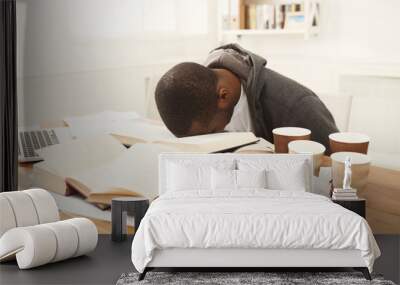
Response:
[155,132,258,153]
[158,132,253,144]
[64,110,175,143]
[64,111,140,139]
[69,143,180,199]
[35,134,126,178]
[234,137,274,154]
[111,118,174,142]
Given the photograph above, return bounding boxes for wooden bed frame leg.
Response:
[354,267,371,280]
[138,268,148,281]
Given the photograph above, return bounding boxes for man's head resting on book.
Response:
[155,62,241,137]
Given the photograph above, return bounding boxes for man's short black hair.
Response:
[155,62,218,137]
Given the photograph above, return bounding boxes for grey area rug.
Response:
[117,272,396,285]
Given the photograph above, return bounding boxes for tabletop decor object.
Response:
[331,152,370,192]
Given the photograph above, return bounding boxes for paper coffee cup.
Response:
[331,151,371,191]
[329,132,369,154]
[273,127,311,153]
[288,140,326,176]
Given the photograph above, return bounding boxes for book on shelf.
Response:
[237,1,307,32]
[33,132,259,208]
[265,5,275,30]
[245,4,257,29]
[230,0,240,30]
[221,0,240,30]
[255,5,264,30]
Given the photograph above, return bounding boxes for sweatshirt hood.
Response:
[204,43,268,136]
[204,43,267,88]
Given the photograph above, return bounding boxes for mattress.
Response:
[131,190,380,273]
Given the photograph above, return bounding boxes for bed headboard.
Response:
[158,153,313,195]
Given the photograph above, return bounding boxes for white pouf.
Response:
[1,191,40,227]
[42,220,79,262]
[0,218,98,269]
[0,196,17,237]
[25,188,60,223]
[0,189,59,236]
[0,189,98,269]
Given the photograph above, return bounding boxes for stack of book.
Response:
[332,188,358,200]
[245,4,276,30]
[245,3,307,31]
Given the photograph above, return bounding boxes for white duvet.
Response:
[131,190,380,273]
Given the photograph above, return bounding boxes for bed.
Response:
[131,153,380,281]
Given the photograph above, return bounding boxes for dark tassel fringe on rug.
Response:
[117,271,395,285]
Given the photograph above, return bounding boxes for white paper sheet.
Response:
[64,111,174,142]
[35,134,126,177]
[71,143,178,198]
[111,118,174,142]
[64,111,141,139]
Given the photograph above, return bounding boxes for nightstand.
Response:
[111,197,149,242]
[332,198,366,218]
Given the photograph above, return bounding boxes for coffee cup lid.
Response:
[272,127,311,136]
[288,140,325,154]
[329,132,370,144]
[331,151,370,164]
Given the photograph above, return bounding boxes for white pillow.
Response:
[236,169,267,189]
[211,168,236,190]
[166,159,235,192]
[211,169,268,190]
[237,159,308,191]
[266,162,307,191]
[167,163,211,191]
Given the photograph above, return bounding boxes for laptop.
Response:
[18,127,73,163]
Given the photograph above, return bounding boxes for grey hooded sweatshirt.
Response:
[205,44,338,152]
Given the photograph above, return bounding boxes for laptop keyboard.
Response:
[19,129,60,159]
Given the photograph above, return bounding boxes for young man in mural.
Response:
[155,44,338,152]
